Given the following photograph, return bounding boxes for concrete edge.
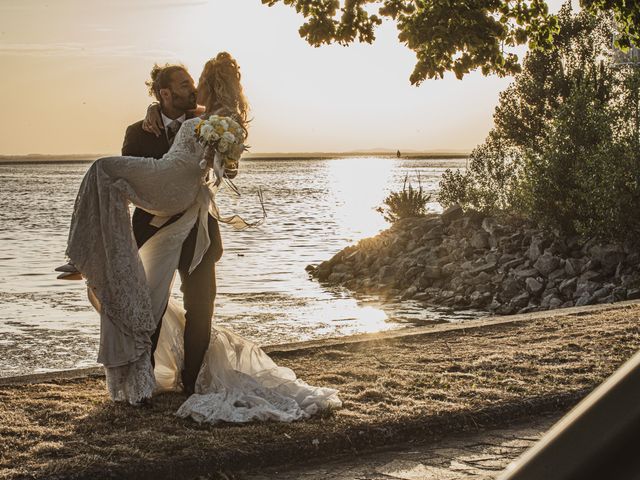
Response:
[2,299,639,387]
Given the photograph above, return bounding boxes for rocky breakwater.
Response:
[306,205,640,314]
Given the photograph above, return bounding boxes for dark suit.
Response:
[122,119,223,393]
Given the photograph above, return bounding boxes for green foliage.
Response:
[377,174,431,223]
[438,5,640,240]
[261,0,638,83]
[439,132,523,213]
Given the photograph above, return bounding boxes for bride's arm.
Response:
[142,103,163,137]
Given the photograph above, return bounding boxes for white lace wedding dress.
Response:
[66,117,341,422]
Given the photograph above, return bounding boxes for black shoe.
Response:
[183,384,195,397]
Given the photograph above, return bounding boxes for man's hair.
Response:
[145,64,188,102]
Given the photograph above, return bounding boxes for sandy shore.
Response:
[1,301,639,479]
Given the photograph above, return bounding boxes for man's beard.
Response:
[173,92,197,111]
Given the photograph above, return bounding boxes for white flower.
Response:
[200,124,214,140]
[222,131,236,143]
[220,119,229,130]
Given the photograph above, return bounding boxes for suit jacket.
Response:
[121,118,223,262]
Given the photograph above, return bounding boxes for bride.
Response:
[60,52,341,423]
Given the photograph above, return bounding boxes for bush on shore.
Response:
[438,4,640,241]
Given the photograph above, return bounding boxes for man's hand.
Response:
[142,103,163,137]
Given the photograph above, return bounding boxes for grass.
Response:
[1,304,640,479]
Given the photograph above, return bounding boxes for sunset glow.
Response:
[0,0,569,156]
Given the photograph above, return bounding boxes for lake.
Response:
[0,157,481,377]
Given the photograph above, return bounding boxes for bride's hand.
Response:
[142,103,163,137]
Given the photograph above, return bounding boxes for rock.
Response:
[501,258,525,271]
[328,272,347,283]
[565,257,585,276]
[591,245,626,271]
[405,266,422,281]
[592,285,613,300]
[469,261,497,274]
[481,217,498,235]
[378,265,396,281]
[627,288,640,300]
[626,252,640,265]
[574,280,600,299]
[559,277,577,295]
[528,237,544,262]
[488,298,502,311]
[518,305,539,314]
[575,293,593,307]
[514,268,540,279]
[423,266,442,279]
[621,274,640,288]
[510,292,531,309]
[548,238,568,255]
[534,252,562,276]
[316,264,332,281]
[470,231,490,249]
[500,277,521,298]
[424,225,444,241]
[579,270,602,283]
[549,297,564,309]
[548,267,567,281]
[469,271,493,286]
[401,286,418,300]
[332,263,351,274]
[441,204,464,224]
[612,286,627,301]
[526,277,545,295]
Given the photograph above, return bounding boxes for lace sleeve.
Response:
[169,118,204,167]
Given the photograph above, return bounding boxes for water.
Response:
[0,157,481,377]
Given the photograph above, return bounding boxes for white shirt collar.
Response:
[161,112,186,128]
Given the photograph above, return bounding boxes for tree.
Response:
[261,0,640,84]
[439,6,640,240]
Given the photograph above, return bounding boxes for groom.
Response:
[122,64,223,396]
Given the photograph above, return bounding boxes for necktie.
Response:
[167,120,181,146]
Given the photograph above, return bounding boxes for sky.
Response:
[0,0,568,155]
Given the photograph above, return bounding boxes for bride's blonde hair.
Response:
[199,52,249,137]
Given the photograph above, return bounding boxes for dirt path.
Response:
[1,304,639,479]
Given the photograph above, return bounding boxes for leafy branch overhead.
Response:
[261,0,640,83]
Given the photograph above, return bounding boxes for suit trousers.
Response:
[133,208,222,392]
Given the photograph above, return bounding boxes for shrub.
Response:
[438,4,640,240]
[377,174,431,223]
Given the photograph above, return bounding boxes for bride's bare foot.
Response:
[55,263,82,280]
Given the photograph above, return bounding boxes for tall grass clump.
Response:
[377,174,431,223]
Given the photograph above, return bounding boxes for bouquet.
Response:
[195,115,247,181]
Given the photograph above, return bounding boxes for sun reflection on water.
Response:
[326,157,394,240]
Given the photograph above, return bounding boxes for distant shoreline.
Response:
[0,151,469,165]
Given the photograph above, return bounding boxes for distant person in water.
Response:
[397,150,401,158]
